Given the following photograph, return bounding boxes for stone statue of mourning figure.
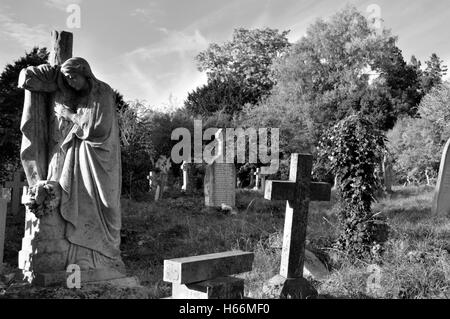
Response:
[18,57,125,281]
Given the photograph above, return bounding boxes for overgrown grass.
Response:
[318,186,449,299]
[1,186,448,299]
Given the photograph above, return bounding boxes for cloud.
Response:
[0,9,49,48]
[107,29,209,108]
[45,0,82,11]
[127,29,209,60]
[130,1,163,24]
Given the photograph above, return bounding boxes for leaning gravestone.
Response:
[433,138,450,217]
[262,153,331,299]
[17,30,135,287]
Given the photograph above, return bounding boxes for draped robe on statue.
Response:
[19,60,123,270]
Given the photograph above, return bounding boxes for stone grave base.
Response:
[262,274,318,299]
[170,276,244,299]
[17,268,139,288]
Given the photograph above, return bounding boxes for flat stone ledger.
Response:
[262,275,318,299]
[205,162,236,207]
[171,276,244,299]
[164,251,254,285]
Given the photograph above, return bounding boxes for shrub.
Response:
[318,113,388,260]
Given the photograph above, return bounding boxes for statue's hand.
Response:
[54,103,75,122]
[44,181,62,209]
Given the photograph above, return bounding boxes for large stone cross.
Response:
[263,153,331,298]
[4,170,27,215]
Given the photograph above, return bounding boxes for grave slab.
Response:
[164,251,254,284]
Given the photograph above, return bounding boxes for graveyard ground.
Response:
[0,186,449,299]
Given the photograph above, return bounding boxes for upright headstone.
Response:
[382,155,393,193]
[0,196,7,264]
[253,168,260,191]
[204,163,236,208]
[4,170,27,215]
[147,171,161,201]
[249,168,255,189]
[262,154,331,299]
[260,173,268,194]
[433,138,450,216]
[181,161,195,193]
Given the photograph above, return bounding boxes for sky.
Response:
[0,0,449,110]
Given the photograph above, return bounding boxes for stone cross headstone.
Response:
[204,162,236,208]
[433,138,450,216]
[181,161,188,192]
[4,170,27,215]
[262,153,331,299]
[181,161,195,193]
[253,168,260,191]
[147,171,161,201]
[382,154,393,193]
[0,196,7,264]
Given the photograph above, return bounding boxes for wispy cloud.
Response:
[0,8,49,48]
[130,1,163,23]
[45,0,83,11]
[111,28,209,106]
[127,29,208,59]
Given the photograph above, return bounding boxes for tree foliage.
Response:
[387,84,450,184]
[268,5,422,144]
[0,47,49,182]
[184,78,259,117]
[192,27,290,116]
[119,100,193,198]
[421,53,448,95]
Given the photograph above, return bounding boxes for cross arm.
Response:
[264,181,295,201]
[264,181,331,202]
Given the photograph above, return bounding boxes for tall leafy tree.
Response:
[0,47,49,182]
[184,78,259,117]
[421,53,448,95]
[194,27,291,114]
[267,5,422,143]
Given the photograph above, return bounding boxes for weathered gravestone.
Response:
[147,171,161,201]
[181,160,194,193]
[253,168,260,191]
[249,168,255,189]
[262,153,331,299]
[163,251,254,299]
[4,170,27,215]
[204,162,236,208]
[382,154,393,194]
[253,168,269,192]
[432,138,450,217]
[17,30,135,287]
